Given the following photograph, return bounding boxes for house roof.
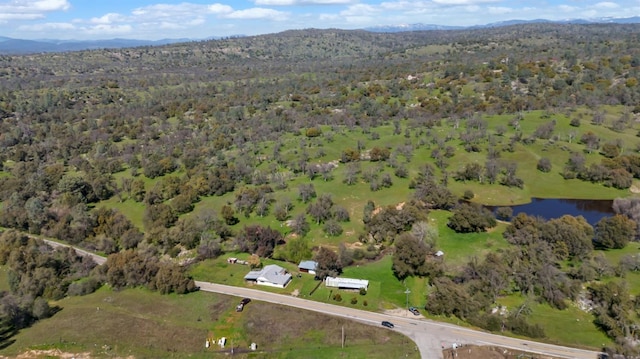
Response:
[244,269,262,281]
[325,276,369,289]
[298,260,318,271]
[244,264,291,286]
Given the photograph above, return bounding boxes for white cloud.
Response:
[133,3,198,19]
[594,2,619,9]
[487,6,513,15]
[0,13,44,21]
[157,21,183,29]
[31,0,70,11]
[17,22,75,31]
[0,0,70,21]
[254,0,297,5]
[225,8,289,20]
[187,17,206,26]
[85,24,133,35]
[581,10,599,18]
[431,0,499,5]
[90,13,126,25]
[254,0,356,5]
[132,2,232,20]
[557,5,577,13]
[208,4,234,14]
[379,1,431,11]
[319,13,340,21]
[343,15,375,25]
[340,4,379,16]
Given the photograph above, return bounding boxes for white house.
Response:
[244,264,292,288]
[324,276,369,291]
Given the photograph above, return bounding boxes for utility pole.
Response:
[342,325,344,349]
[404,288,411,312]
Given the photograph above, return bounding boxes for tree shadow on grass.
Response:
[0,322,18,350]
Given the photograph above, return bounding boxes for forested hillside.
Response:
[2,24,640,356]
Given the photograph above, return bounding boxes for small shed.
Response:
[325,277,369,290]
[298,260,318,275]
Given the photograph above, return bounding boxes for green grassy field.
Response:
[191,252,428,312]
[428,210,509,265]
[496,295,613,349]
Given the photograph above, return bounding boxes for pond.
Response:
[489,198,614,225]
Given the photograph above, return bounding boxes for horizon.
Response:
[1,0,640,41]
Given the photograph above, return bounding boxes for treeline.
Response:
[422,204,639,355]
[356,186,640,353]
[0,230,96,331]
[0,230,197,335]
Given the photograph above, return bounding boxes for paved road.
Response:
[42,238,107,265]
[196,281,602,359]
[34,236,601,359]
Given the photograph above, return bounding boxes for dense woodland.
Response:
[3,24,640,355]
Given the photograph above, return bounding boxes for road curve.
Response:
[31,235,601,359]
[42,238,107,265]
[195,281,602,359]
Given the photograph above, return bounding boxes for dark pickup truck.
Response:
[236,298,252,312]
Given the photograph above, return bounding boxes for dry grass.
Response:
[241,301,416,358]
[1,286,418,359]
[443,345,566,359]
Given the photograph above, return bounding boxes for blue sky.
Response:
[0,0,638,40]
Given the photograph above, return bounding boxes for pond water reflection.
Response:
[489,198,614,225]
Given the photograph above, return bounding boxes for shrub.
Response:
[495,207,513,221]
[67,277,102,297]
[359,288,367,296]
[333,293,342,302]
[506,316,545,338]
[351,297,358,305]
[570,117,581,127]
[352,249,364,260]
[168,246,181,258]
[537,158,552,172]
[305,127,322,137]
[323,220,344,236]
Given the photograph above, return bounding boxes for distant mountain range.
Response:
[0,37,196,55]
[2,16,640,55]
[364,16,640,32]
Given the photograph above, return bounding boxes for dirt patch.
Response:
[443,345,564,359]
[2,350,95,359]
[208,296,234,322]
[345,241,362,249]
[2,350,137,359]
[383,308,423,318]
